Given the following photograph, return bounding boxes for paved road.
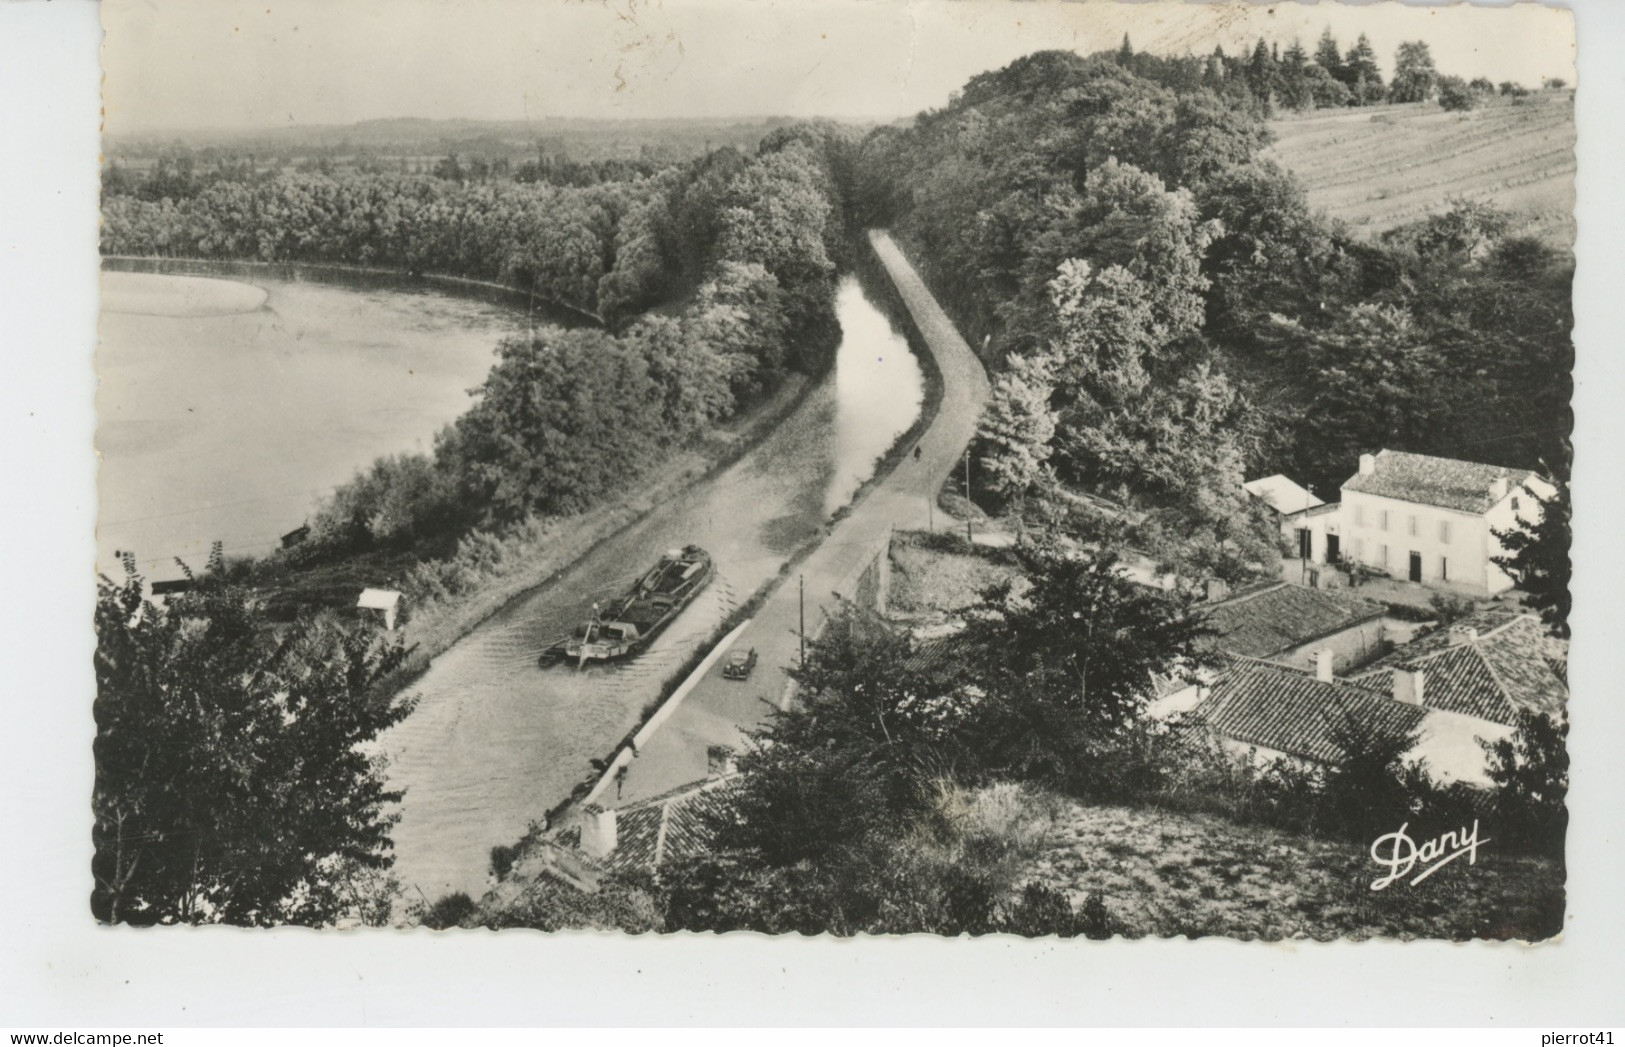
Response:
[615,230,991,804]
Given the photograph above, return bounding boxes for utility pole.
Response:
[1300,484,1314,585]
[798,574,806,668]
[964,449,974,545]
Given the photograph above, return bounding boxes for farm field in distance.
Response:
[1266,93,1575,248]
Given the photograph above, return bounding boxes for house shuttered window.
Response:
[1381,510,1390,532]
[1439,519,1451,544]
[1408,514,1418,537]
[1354,505,1365,527]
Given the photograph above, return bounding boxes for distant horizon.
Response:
[106,112,891,144]
[103,0,1575,138]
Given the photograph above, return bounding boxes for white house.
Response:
[1338,449,1555,595]
[1244,474,1341,563]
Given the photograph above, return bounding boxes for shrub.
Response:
[1428,592,1477,625]
[1437,76,1478,112]
[421,892,478,929]
[1482,711,1568,858]
[1001,882,1085,937]
[1319,712,1424,841]
[489,843,520,881]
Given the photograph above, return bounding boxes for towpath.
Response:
[614,230,991,804]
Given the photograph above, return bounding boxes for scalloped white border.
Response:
[2,0,1620,1027]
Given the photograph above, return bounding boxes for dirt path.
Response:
[613,230,991,804]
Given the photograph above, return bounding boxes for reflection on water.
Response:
[383,274,925,901]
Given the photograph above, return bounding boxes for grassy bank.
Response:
[1022,796,1563,940]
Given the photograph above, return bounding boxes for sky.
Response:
[103,0,1578,134]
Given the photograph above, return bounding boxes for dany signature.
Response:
[1369,820,1489,891]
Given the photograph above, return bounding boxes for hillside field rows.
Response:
[1266,92,1575,248]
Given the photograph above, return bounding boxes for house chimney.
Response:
[1358,453,1376,476]
[1489,476,1509,503]
[579,805,618,860]
[1447,625,1478,647]
[1313,648,1335,683]
[1206,578,1230,603]
[1391,667,1425,706]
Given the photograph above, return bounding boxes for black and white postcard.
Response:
[11,0,1625,1030]
[88,0,1581,940]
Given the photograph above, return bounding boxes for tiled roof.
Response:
[1195,661,1428,764]
[553,776,740,876]
[901,634,972,676]
[1200,583,1385,660]
[1244,475,1324,515]
[1341,449,1537,513]
[1353,611,1566,725]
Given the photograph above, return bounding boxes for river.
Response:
[380,275,924,903]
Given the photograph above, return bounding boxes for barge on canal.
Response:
[540,545,714,667]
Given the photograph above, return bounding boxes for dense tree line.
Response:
[280,131,853,558]
[858,49,1571,585]
[1111,30,1527,116]
[102,126,858,581]
[858,53,1279,580]
[102,172,642,318]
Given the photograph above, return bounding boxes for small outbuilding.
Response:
[356,587,403,631]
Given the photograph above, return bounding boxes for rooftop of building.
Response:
[1351,609,1567,725]
[551,775,739,877]
[1200,582,1386,661]
[1244,474,1324,516]
[1341,449,1539,514]
[1194,660,1429,765]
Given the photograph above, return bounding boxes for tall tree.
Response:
[1246,37,1277,109]
[1279,38,1313,111]
[93,565,415,925]
[1292,303,1442,493]
[1390,41,1438,103]
[962,538,1212,773]
[1313,28,1346,87]
[976,349,1060,512]
[1493,482,1571,637]
[1343,33,1385,104]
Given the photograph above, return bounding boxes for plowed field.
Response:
[1267,93,1575,248]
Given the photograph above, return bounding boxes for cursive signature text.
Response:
[1369,820,1489,891]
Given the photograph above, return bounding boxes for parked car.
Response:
[722,647,758,680]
